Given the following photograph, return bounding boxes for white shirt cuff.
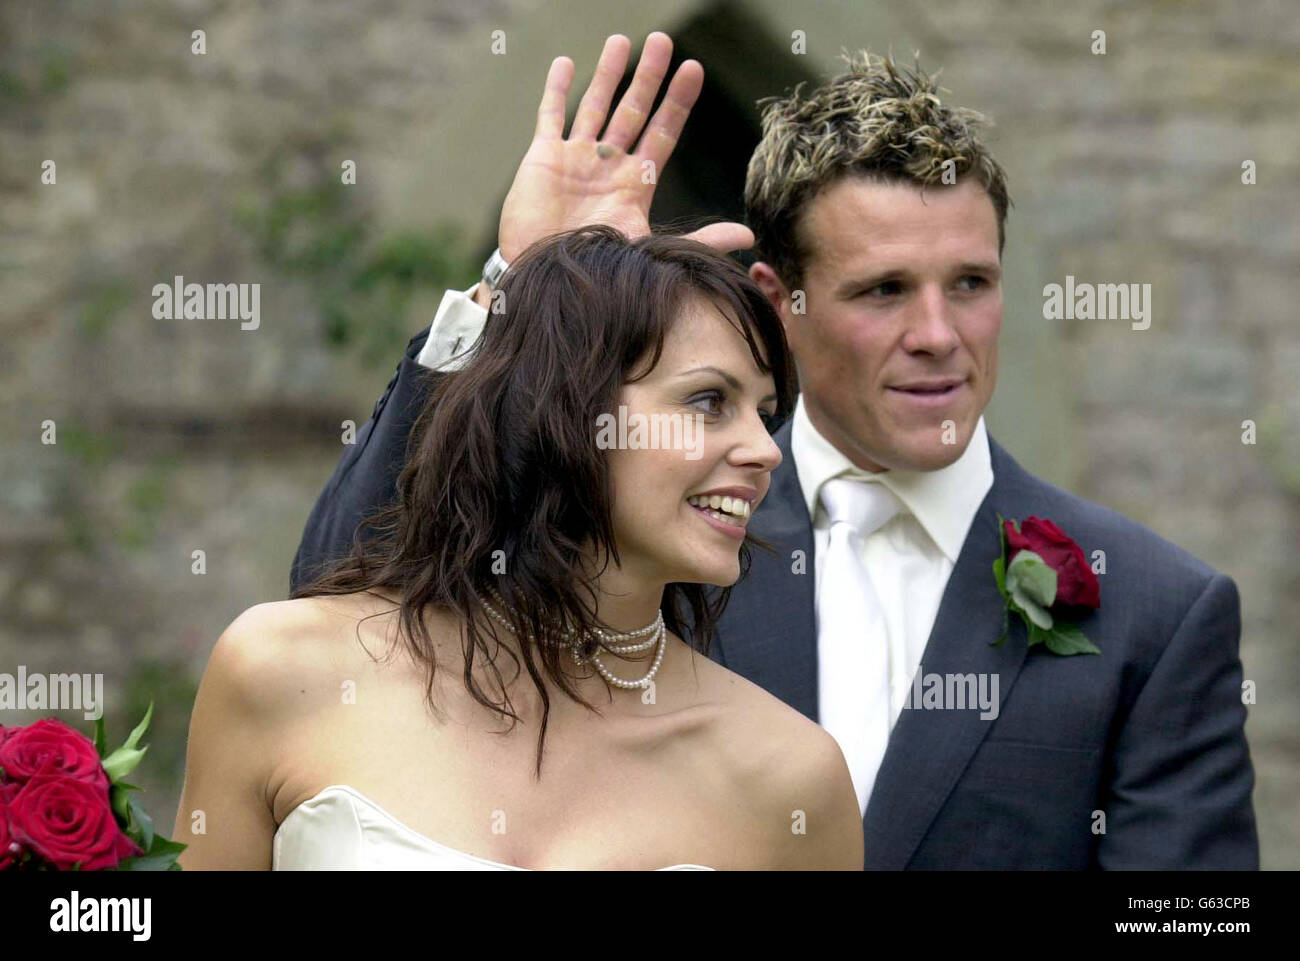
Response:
[415,284,488,371]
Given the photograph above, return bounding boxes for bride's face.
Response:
[604,297,783,587]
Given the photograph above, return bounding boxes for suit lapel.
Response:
[862,436,1034,869]
[720,425,1038,868]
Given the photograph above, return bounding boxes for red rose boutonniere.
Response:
[992,515,1102,655]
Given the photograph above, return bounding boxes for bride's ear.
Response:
[748,261,792,326]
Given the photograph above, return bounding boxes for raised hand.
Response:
[496,32,753,264]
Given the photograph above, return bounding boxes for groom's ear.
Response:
[749,261,791,322]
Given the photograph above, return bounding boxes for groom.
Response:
[289,35,1257,869]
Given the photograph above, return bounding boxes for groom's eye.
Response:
[956,275,988,292]
[859,279,902,298]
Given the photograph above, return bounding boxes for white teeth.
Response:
[687,494,751,520]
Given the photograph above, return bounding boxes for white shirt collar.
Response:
[790,394,994,564]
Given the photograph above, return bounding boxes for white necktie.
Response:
[817,476,905,816]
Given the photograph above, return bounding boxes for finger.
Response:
[600,31,673,152]
[533,56,574,140]
[569,35,632,141]
[683,222,755,254]
[633,58,703,173]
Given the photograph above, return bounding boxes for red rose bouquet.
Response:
[1,703,185,870]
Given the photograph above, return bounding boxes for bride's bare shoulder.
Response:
[205,592,400,717]
[688,652,817,738]
[692,655,863,869]
[702,662,831,764]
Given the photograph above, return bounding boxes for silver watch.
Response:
[481,247,510,291]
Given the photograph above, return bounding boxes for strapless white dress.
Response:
[272,785,715,870]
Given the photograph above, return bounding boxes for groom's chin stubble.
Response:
[888,428,973,471]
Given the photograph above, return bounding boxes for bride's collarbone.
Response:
[269,683,743,845]
[269,597,782,860]
[270,706,748,868]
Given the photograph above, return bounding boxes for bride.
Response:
[172,35,863,871]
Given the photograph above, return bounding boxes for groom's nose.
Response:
[900,284,961,356]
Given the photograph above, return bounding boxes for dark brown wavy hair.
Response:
[292,225,797,777]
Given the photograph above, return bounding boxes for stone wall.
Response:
[1,0,1295,867]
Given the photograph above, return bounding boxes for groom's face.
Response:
[764,176,1002,473]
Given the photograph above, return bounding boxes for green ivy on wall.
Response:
[233,140,479,368]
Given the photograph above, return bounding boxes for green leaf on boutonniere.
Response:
[1006,550,1057,606]
[991,555,1011,647]
[992,608,1011,647]
[1042,621,1102,656]
[1026,621,1053,647]
[1005,550,1057,628]
[991,514,1010,647]
[1016,597,1053,630]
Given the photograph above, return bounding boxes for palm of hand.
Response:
[501,137,653,259]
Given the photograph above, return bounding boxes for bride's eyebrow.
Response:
[674,365,778,404]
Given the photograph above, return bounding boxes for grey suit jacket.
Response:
[291,328,1259,869]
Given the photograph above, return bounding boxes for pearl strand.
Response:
[479,587,667,689]
[587,619,666,690]
[483,585,663,649]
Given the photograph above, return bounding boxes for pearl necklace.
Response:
[480,586,667,690]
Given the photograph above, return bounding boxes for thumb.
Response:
[682,221,755,254]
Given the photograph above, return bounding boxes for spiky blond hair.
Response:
[744,50,1011,288]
